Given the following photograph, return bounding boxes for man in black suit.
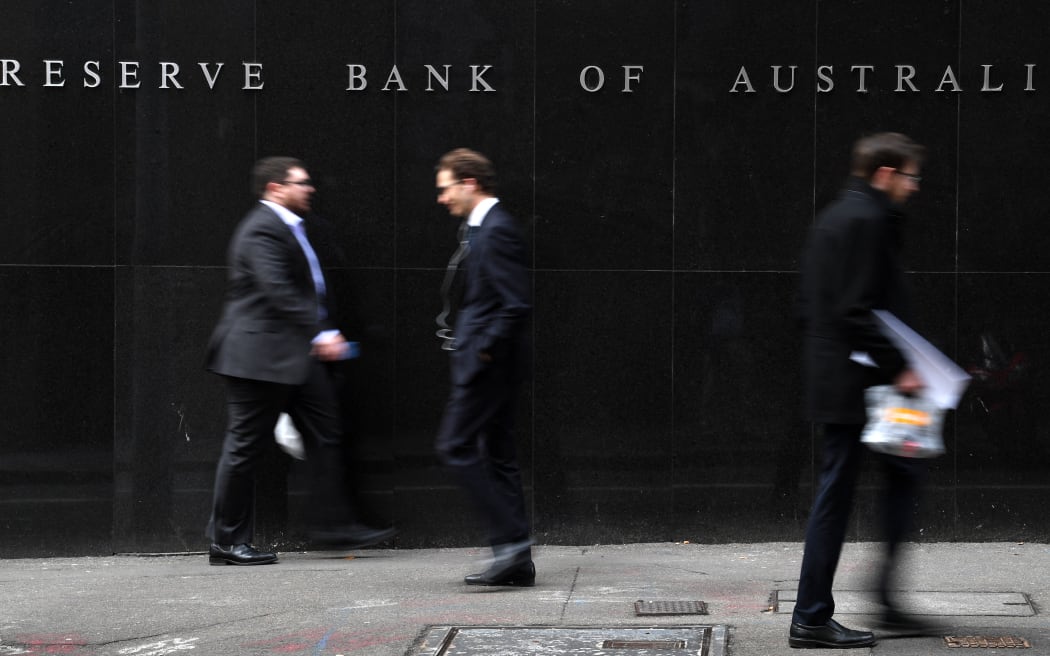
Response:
[790,133,929,648]
[205,156,393,565]
[433,148,534,586]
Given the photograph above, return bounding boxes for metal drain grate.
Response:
[945,636,1031,649]
[602,639,687,649]
[635,600,709,616]
[772,590,1035,616]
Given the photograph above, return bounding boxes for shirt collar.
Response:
[467,197,499,227]
[260,199,304,227]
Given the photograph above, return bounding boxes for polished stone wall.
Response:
[3,1,1049,557]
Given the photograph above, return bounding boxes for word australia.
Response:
[731,64,1038,93]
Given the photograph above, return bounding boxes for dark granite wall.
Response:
[3,1,1049,557]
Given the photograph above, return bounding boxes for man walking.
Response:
[205,156,394,565]
[433,148,534,586]
[790,133,928,647]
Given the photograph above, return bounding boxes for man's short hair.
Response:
[252,156,306,198]
[436,148,497,194]
[850,133,926,179]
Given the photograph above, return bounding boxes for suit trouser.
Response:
[792,422,926,626]
[207,362,355,544]
[435,365,529,548]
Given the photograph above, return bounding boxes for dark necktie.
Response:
[435,222,476,350]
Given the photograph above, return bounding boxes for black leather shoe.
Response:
[209,543,278,566]
[465,560,536,587]
[875,607,940,635]
[789,618,875,649]
[309,524,397,549]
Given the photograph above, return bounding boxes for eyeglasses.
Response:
[895,171,922,183]
[436,180,463,193]
[280,179,314,187]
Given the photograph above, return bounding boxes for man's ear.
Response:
[870,166,895,191]
[262,180,283,199]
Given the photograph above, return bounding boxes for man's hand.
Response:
[894,367,924,394]
[311,332,348,361]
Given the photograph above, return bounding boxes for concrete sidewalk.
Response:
[0,542,1046,655]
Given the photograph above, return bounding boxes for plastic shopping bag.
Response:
[861,385,946,458]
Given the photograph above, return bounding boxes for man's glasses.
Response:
[436,180,464,194]
[280,179,314,187]
[895,171,922,183]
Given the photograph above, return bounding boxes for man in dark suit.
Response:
[790,133,929,648]
[205,156,394,565]
[433,148,534,586]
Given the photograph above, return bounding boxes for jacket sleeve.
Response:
[240,220,320,333]
[836,215,907,378]
[478,219,531,353]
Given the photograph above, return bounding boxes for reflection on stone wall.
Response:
[2,1,1050,556]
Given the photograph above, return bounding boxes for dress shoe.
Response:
[789,618,875,649]
[309,524,397,549]
[875,607,940,635]
[465,560,536,587]
[208,543,278,566]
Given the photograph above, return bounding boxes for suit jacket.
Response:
[450,202,531,387]
[798,177,911,424]
[206,203,329,385]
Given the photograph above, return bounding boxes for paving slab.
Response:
[0,542,1046,655]
[413,625,728,656]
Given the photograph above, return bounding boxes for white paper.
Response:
[274,412,305,460]
[872,309,972,409]
[850,351,877,367]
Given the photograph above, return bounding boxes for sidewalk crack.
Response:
[559,566,581,622]
[652,562,709,576]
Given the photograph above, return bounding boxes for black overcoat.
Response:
[798,177,912,424]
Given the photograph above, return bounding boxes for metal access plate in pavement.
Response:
[775,590,1035,616]
[414,625,728,655]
